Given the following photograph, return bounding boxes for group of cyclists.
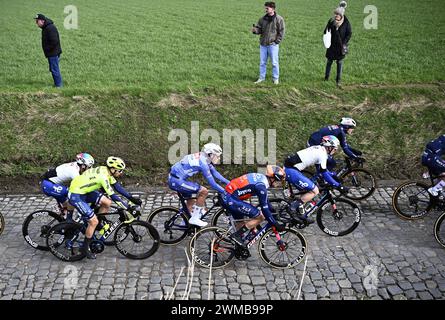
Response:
[39,117,445,256]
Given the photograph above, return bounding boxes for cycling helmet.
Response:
[266,165,286,181]
[106,156,126,170]
[340,117,357,129]
[321,135,340,149]
[202,143,222,156]
[76,153,95,168]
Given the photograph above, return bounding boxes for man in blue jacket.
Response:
[35,13,63,87]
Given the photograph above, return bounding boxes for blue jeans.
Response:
[48,56,63,87]
[259,44,279,80]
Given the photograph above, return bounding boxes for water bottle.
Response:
[304,201,316,213]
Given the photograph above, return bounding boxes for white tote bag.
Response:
[323,29,331,48]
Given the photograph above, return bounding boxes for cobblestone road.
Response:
[0,186,444,300]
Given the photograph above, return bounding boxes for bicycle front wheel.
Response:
[392,181,433,220]
[46,221,86,262]
[316,199,361,236]
[339,168,377,200]
[22,210,64,251]
[147,206,189,245]
[114,221,160,259]
[434,212,445,249]
[258,227,308,269]
[189,226,235,269]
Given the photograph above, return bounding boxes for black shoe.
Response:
[229,232,246,248]
[82,239,97,259]
[296,213,315,225]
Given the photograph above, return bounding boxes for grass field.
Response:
[1,0,444,92]
[0,0,444,185]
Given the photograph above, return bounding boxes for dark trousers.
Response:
[325,58,343,84]
[48,55,63,87]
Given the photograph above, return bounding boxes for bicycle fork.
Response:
[271,227,287,251]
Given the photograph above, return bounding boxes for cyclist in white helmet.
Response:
[40,153,95,214]
[168,143,230,227]
[307,117,363,170]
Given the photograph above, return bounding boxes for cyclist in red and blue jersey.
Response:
[221,165,286,247]
[168,143,230,227]
[307,117,362,170]
[284,135,348,222]
[422,134,445,197]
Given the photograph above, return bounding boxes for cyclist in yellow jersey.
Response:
[68,156,142,259]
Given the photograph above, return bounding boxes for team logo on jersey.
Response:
[298,181,309,188]
[53,186,64,193]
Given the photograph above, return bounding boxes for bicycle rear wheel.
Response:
[46,221,86,262]
[189,226,235,269]
[114,221,160,259]
[147,206,189,245]
[339,168,377,201]
[22,210,64,251]
[210,208,232,229]
[434,212,445,249]
[392,181,433,220]
[316,198,361,236]
[0,212,4,236]
[258,227,307,268]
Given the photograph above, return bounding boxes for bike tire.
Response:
[258,227,308,269]
[189,226,235,269]
[316,198,361,236]
[114,220,160,259]
[0,212,4,236]
[391,181,433,220]
[434,211,445,249]
[210,208,232,229]
[147,206,189,245]
[22,210,64,251]
[46,221,86,262]
[339,168,377,201]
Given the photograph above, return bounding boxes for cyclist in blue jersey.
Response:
[284,135,348,223]
[168,143,230,227]
[307,117,362,170]
[422,134,445,197]
[221,165,286,247]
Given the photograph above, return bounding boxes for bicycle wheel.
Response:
[114,220,160,259]
[316,198,361,236]
[339,168,377,200]
[147,206,189,245]
[0,212,4,236]
[268,198,293,225]
[210,208,232,229]
[392,181,433,220]
[22,210,64,251]
[189,226,235,269]
[434,212,445,249]
[258,227,307,269]
[46,221,86,262]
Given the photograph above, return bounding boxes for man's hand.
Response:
[128,205,140,217]
[129,196,142,206]
[336,186,350,194]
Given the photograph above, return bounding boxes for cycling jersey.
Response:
[169,152,229,194]
[425,135,445,156]
[223,173,276,224]
[43,162,80,185]
[308,125,358,159]
[69,166,129,210]
[422,135,445,175]
[284,146,340,187]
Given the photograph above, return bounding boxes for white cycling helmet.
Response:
[340,117,356,129]
[321,135,340,149]
[76,153,95,168]
[202,143,222,156]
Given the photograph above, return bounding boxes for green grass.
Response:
[1,0,444,92]
[0,87,444,183]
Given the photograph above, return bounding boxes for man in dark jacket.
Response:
[35,14,63,87]
[251,2,285,85]
[323,4,351,88]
